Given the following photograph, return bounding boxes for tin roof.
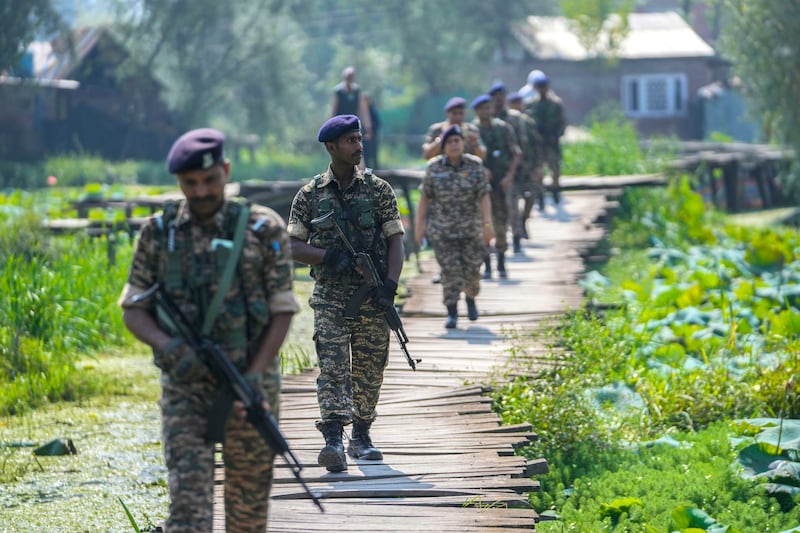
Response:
[512,11,715,61]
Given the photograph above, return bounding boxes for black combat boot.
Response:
[497,252,507,279]
[348,419,383,460]
[445,303,458,329]
[552,186,561,205]
[482,256,491,280]
[318,421,347,472]
[466,297,479,321]
[513,235,522,255]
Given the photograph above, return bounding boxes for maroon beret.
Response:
[318,115,361,142]
[166,128,225,174]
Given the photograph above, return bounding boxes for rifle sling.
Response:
[201,204,250,336]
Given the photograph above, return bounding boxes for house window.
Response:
[622,74,688,118]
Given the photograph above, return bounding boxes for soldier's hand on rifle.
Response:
[323,248,353,275]
[167,340,211,384]
[371,279,397,311]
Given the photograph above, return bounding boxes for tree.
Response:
[116,0,314,138]
[720,1,800,148]
[0,0,62,72]
[560,0,635,59]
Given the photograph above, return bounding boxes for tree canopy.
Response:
[0,0,62,73]
[720,1,800,150]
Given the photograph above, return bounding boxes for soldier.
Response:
[422,96,486,161]
[119,128,299,532]
[518,69,544,106]
[471,93,521,279]
[489,82,532,254]
[525,71,567,204]
[508,91,544,227]
[414,125,494,329]
[288,114,404,473]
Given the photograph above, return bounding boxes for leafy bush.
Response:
[562,104,676,176]
[493,178,800,530]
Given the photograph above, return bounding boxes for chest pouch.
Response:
[354,199,375,229]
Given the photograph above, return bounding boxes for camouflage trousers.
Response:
[489,185,510,253]
[428,234,484,306]
[508,179,528,238]
[160,360,280,533]
[542,143,562,184]
[312,299,390,425]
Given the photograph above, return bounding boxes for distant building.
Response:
[0,27,179,161]
[494,11,720,139]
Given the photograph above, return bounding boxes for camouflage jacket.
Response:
[495,108,537,176]
[287,166,404,304]
[525,92,566,145]
[472,117,520,179]
[423,121,484,158]
[421,154,490,241]
[119,199,299,373]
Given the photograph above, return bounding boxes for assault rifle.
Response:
[311,211,420,371]
[133,284,324,512]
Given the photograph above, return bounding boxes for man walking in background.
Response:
[525,71,566,205]
[472,94,521,280]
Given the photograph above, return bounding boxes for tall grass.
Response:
[562,104,676,176]
[0,212,134,415]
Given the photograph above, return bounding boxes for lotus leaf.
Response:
[671,505,736,532]
[599,496,643,521]
[737,442,790,478]
[754,460,800,487]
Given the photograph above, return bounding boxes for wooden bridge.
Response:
[210,189,615,532]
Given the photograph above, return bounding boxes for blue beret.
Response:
[533,74,550,87]
[318,114,361,142]
[444,96,467,111]
[507,91,523,103]
[488,82,506,95]
[166,128,225,174]
[440,124,464,150]
[471,94,491,109]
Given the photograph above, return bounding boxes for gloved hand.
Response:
[155,337,207,382]
[323,248,353,275]
[371,279,398,311]
[170,343,209,383]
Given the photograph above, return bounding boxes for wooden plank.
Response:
[207,191,614,531]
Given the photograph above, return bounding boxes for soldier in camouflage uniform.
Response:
[489,82,535,254]
[525,71,567,204]
[119,128,299,533]
[471,94,521,279]
[422,97,486,161]
[414,125,493,329]
[288,115,405,473]
[508,92,544,225]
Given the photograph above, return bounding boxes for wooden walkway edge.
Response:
[213,190,615,532]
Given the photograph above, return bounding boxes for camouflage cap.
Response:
[166,128,225,174]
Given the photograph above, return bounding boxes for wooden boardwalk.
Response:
[213,190,615,532]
